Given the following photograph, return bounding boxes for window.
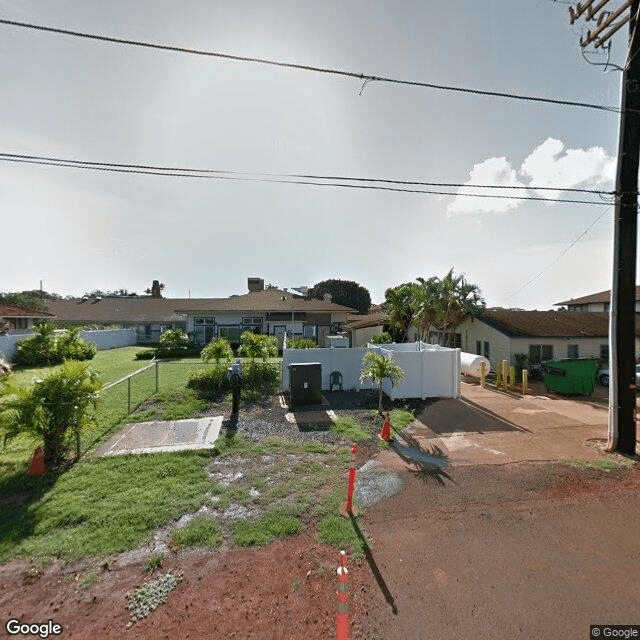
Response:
[568,344,579,359]
[600,344,609,365]
[603,302,610,312]
[242,317,262,325]
[528,344,553,365]
[483,341,490,360]
[476,340,482,355]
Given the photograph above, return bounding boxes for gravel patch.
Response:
[355,459,405,508]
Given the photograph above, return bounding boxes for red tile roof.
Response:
[0,302,54,318]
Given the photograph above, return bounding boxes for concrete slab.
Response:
[94,417,223,457]
[375,381,611,471]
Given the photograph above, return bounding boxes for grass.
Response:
[0,348,374,564]
[330,416,370,441]
[562,456,635,470]
[171,516,223,549]
[0,449,217,563]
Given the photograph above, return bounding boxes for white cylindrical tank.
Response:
[460,352,491,377]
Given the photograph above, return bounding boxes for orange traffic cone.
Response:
[27,446,46,477]
[378,412,393,442]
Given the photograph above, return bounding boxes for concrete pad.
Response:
[375,381,610,471]
[94,417,223,456]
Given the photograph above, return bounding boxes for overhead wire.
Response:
[0,153,616,205]
[0,17,622,114]
[506,205,612,299]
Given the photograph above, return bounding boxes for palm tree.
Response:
[201,337,234,367]
[434,269,485,347]
[414,276,441,342]
[360,351,404,414]
[382,283,420,343]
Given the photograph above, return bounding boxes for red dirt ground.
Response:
[2,462,640,640]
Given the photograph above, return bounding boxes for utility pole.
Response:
[569,0,640,455]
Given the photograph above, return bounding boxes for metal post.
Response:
[75,408,82,461]
[522,370,528,396]
[480,361,486,388]
[128,376,131,414]
[155,360,159,393]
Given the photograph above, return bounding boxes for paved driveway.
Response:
[376,381,613,471]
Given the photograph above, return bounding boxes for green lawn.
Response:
[0,348,371,565]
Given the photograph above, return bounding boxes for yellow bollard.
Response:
[496,366,502,389]
[480,361,486,388]
[509,366,516,390]
[522,369,528,396]
[502,360,508,391]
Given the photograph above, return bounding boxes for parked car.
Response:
[598,364,640,387]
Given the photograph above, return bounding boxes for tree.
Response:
[0,291,59,312]
[360,351,404,414]
[201,337,234,366]
[144,281,165,298]
[0,360,102,468]
[308,279,372,314]
[14,321,58,365]
[413,276,441,342]
[432,269,485,347]
[370,332,392,344]
[158,328,190,354]
[238,332,278,361]
[382,283,420,343]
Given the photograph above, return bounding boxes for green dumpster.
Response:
[541,358,599,395]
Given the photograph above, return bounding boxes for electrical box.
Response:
[289,362,322,405]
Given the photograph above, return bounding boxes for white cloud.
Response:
[447,138,615,216]
[446,156,525,216]
[520,137,615,200]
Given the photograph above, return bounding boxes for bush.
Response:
[187,367,230,392]
[56,327,97,361]
[135,349,157,360]
[287,337,317,349]
[201,338,234,365]
[0,360,102,468]
[13,322,58,366]
[13,324,96,366]
[158,329,190,355]
[238,332,278,361]
[370,332,392,344]
[243,362,280,390]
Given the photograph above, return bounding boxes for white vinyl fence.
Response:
[0,329,137,361]
[282,342,461,399]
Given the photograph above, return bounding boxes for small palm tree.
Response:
[201,338,234,367]
[360,352,404,414]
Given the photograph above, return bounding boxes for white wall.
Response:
[282,343,460,399]
[0,329,137,361]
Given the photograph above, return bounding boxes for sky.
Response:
[0,0,631,308]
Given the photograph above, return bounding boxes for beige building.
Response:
[456,310,640,374]
[555,286,640,313]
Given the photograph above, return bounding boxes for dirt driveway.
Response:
[2,384,639,640]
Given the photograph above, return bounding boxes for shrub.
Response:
[135,349,157,360]
[56,327,97,361]
[0,360,102,468]
[370,332,392,344]
[243,362,280,390]
[201,338,234,365]
[287,337,317,349]
[13,322,58,366]
[158,329,190,354]
[238,332,278,361]
[187,367,230,392]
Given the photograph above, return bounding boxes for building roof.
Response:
[48,289,356,324]
[342,313,387,331]
[475,310,638,338]
[555,286,640,306]
[0,302,55,319]
[48,297,193,324]
[174,288,356,314]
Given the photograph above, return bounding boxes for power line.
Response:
[0,17,621,114]
[0,152,615,195]
[506,205,611,298]
[0,153,613,205]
